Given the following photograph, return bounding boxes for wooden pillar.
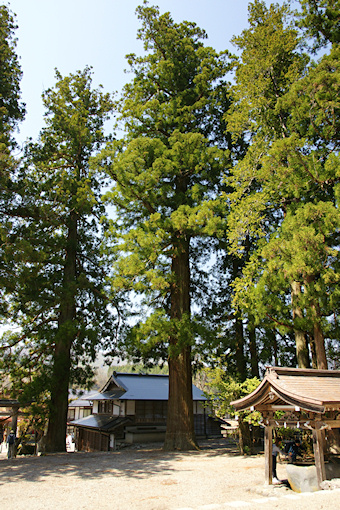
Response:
[264,425,273,485]
[313,424,326,488]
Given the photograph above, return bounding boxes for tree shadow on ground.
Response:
[0,437,247,485]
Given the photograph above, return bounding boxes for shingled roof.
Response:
[71,414,131,432]
[231,367,340,414]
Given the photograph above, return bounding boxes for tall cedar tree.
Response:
[226,1,339,369]
[0,5,25,318]
[1,68,117,451]
[93,3,231,450]
[297,0,340,50]
[0,6,24,153]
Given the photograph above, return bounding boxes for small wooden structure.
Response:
[0,399,21,432]
[231,367,340,488]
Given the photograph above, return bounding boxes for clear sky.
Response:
[6,0,279,145]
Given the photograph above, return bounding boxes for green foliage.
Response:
[0,5,25,320]
[93,3,233,366]
[0,0,339,444]
[202,365,261,425]
[0,5,25,151]
[225,1,340,367]
[0,68,118,418]
[108,363,169,375]
[297,0,340,50]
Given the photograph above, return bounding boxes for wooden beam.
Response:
[321,420,340,428]
[0,411,27,417]
[0,401,20,407]
[313,426,326,488]
[268,420,308,428]
[264,425,273,485]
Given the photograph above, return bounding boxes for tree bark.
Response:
[235,314,247,381]
[232,258,247,381]
[312,309,328,369]
[267,329,279,366]
[44,212,77,452]
[164,234,198,451]
[238,414,253,455]
[304,276,328,369]
[248,317,259,378]
[291,281,310,368]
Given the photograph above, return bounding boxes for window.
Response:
[98,401,113,414]
[135,400,167,422]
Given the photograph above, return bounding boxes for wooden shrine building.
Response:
[231,367,340,488]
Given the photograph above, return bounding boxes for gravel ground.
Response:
[1,438,340,510]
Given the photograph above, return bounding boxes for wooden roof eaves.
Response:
[231,378,270,410]
[268,367,340,378]
[231,371,326,414]
[268,386,324,413]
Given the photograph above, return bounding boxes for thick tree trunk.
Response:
[309,335,318,368]
[312,310,328,369]
[165,344,197,450]
[291,281,310,368]
[238,414,253,455]
[44,335,73,452]
[164,235,198,451]
[44,212,77,452]
[304,276,328,369]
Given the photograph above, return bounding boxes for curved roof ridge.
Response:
[231,367,340,413]
[268,366,340,377]
[266,370,325,407]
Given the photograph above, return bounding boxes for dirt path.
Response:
[1,439,339,510]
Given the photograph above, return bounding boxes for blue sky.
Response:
[7,0,280,145]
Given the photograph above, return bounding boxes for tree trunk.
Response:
[238,414,253,455]
[304,276,328,369]
[312,310,328,369]
[232,258,247,381]
[248,317,259,378]
[291,281,310,368]
[309,335,318,368]
[44,335,73,452]
[165,344,197,450]
[267,329,279,366]
[44,212,77,452]
[164,235,198,451]
[235,314,247,381]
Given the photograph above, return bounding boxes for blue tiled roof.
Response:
[89,390,125,401]
[69,390,98,407]
[109,373,206,401]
